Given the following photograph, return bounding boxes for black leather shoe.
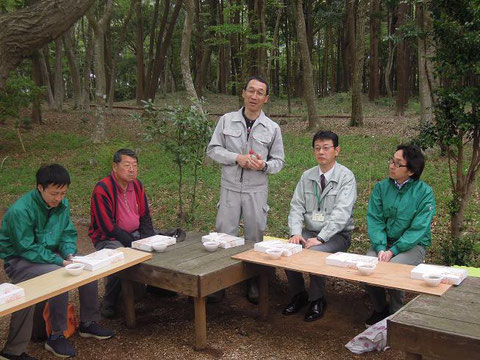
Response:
[282,290,309,315]
[304,297,327,322]
[246,278,259,305]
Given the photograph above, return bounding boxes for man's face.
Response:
[113,155,138,184]
[313,138,339,168]
[242,79,269,114]
[389,149,413,182]
[37,184,68,208]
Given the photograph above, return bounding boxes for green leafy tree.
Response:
[417,0,480,264]
[139,100,213,225]
[0,72,42,125]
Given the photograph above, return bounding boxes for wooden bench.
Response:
[117,233,270,350]
[388,276,480,359]
[0,248,151,317]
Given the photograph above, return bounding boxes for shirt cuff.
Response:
[375,244,387,253]
[389,246,399,256]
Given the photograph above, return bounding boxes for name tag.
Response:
[312,211,325,222]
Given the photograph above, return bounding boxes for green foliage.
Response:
[0,72,43,124]
[415,1,480,238]
[439,234,478,266]
[139,100,214,225]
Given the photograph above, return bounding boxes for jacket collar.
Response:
[389,177,416,192]
[233,108,268,129]
[307,162,341,184]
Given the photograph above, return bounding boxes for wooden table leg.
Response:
[121,278,136,329]
[258,271,269,320]
[193,296,207,350]
[405,352,422,360]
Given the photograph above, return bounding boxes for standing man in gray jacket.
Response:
[283,131,357,321]
[207,76,285,303]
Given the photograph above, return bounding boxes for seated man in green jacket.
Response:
[364,145,435,327]
[0,164,114,360]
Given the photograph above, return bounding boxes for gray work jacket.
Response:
[207,108,285,192]
[288,163,357,241]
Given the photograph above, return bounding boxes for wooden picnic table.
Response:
[117,233,270,350]
[232,249,452,296]
[0,248,151,317]
[388,276,480,359]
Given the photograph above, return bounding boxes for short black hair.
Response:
[36,164,71,189]
[396,144,425,180]
[244,76,269,95]
[312,130,339,148]
[113,149,138,163]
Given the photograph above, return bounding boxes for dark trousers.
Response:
[2,258,100,355]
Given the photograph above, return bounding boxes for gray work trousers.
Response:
[94,240,124,309]
[365,245,426,313]
[216,187,268,243]
[2,257,99,356]
[285,230,351,301]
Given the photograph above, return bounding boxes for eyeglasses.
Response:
[388,158,407,168]
[120,162,138,170]
[245,88,266,97]
[314,145,335,152]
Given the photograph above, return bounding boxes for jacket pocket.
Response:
[223,128,243,152]
[251,131,272,158]
[323,191,338,214]
[305,191,317,212]
[34,228,54,247]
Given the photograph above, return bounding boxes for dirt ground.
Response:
[0,223,408,360]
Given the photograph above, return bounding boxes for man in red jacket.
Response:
[89,149,155,318]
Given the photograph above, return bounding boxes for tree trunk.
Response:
[37,48,55,109]
[342,0,354,91]
[0,0,96,89]
[146,0,184,100]
[217,0,227,93]
[53,37,64,111]
[81,16,93,111]
[417,0,437,125]
[350,0,367,127]
[195,0,217,96]
[291,0,319,130]
[229,0,241,97]
[108,0,134,107]
[64,28,82,109]
[395,2,410,116]
[87,0,114,143]
[145,0,160,96]
[31,52,43,124]
[135,0,145,104]
[181,0,200,104]
[267,6,282,91]
[285,13,291,114]
[369,0,380,101]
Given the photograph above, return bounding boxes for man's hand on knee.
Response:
[305,237,322,249]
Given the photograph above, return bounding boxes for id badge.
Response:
[312,211,325,222]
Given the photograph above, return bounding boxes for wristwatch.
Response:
[262,162,268,173]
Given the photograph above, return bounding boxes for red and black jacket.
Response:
[88,174,155,246]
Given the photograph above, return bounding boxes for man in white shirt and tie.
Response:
[283,131,357,322]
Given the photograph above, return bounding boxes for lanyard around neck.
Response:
[314,181,322,211]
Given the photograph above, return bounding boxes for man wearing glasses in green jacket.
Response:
[364,145,435,327]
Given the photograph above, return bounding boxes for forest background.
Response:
[0,0,479,268]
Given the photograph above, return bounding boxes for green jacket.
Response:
[367,178,435,256]
[0,190,77,266]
